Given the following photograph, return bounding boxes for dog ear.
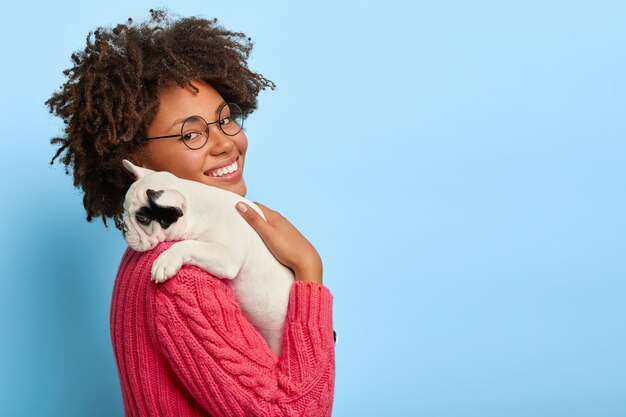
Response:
[122,159,155,180]
[146,189,185,229]
[147,189,186,210]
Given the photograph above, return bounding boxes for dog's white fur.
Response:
[121,160,294,355]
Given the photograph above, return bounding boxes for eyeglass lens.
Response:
[180,103,244,150]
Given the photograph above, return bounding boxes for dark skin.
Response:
[132,80,323,284]
[46,12,276,230]
[236,202,323,284]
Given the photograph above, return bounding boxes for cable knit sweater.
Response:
[110,241,335,416]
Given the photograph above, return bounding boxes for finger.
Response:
[253,202,284,222]
[236,202,273,235]
[251,202,275,218]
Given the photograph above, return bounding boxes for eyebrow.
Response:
[168,101,228,129]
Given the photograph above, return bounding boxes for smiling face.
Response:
[132,80,248,196]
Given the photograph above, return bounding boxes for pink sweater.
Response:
[110,241,335,416]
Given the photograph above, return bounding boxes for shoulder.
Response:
[140,242,237,315]
[144,246,250,350]
[117,241,177,274]
[117,241,230,296]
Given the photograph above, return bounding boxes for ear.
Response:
[122,159,155,180]
[147,189,186,210]
[146,189,185,229]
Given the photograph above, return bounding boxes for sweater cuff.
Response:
[287,281,333,330]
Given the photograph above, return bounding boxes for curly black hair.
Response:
[47,9,274,229]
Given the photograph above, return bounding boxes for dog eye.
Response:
[136,213,151,226]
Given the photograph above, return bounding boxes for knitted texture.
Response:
[110,241,335,416]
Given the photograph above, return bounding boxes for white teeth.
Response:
[210,161,238,177]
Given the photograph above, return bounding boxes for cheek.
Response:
[236,133,248,156]
[145,142,203,175]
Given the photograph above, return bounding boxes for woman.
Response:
[47,10,335,417]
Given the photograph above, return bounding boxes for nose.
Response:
[206,125,236,156]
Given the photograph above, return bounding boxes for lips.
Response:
[203,156,242,181]
[208,160,238,177]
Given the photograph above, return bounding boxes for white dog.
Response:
[121,159,294,355]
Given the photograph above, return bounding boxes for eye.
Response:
[219,116,232,126]
[135,213,151,226]
[181,130,205,142]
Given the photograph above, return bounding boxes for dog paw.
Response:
[151,251,184,283]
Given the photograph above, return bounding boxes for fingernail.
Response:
[236,202,248,213]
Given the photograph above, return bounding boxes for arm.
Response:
[149,266,335,417]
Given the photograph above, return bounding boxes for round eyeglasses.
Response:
[144,103,244,150]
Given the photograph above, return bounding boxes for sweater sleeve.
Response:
[148,263,335,417]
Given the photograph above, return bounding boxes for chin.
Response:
[200,173,246,196]
[234,182,247,197]
[210,180,246,197]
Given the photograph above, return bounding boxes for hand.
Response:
[236,201,323,284]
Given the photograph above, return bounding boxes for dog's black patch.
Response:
[135,206,154,226]
[135,189,184,229]
[146,189,164,202]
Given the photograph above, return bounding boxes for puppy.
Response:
[121,159,294,355]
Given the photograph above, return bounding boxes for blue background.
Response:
[1,1,625,416]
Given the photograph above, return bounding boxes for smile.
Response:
[209,160,238,177]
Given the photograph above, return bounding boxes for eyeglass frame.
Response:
[143,102,244,150]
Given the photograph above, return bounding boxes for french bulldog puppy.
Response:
[121,159,294,355]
